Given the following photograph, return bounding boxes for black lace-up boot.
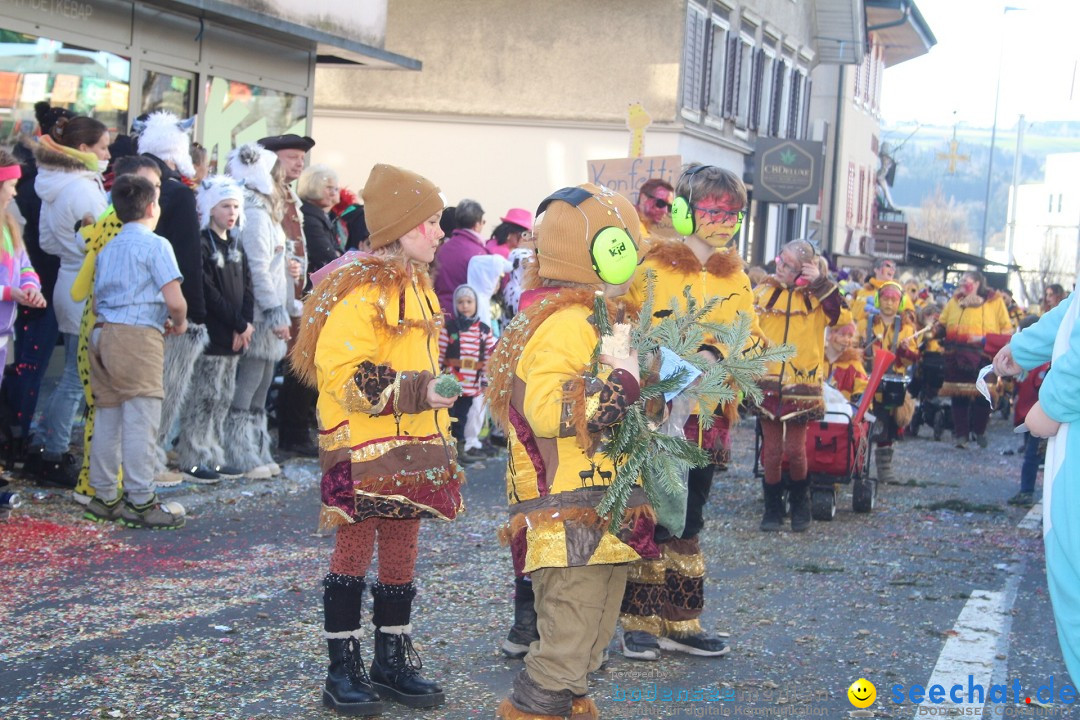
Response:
[369,581,445,708]
[323,574,385,716]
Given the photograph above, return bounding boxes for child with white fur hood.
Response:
[174,175,254,479]
[223,142,292,478]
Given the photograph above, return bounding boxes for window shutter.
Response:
[846,162,856,224]
[800,78,812,139]
[769,60,786,135]
[722,35,739,118]
[682,4,708,111]
[749,48,764,131]
[786,71,801,138]
[857,167,866,225]
[730,38,745,121]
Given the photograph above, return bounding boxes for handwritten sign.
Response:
[586,155,682,205]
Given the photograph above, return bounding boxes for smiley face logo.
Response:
[847,678,876,708]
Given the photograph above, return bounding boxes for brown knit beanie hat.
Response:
[362,164,445,250]
[535,183,641,285]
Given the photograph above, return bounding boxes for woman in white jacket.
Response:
[30,116,109,482]
[223,143,292,478]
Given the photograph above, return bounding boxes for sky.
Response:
[880,0,1080,128]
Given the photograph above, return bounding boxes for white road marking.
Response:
[1018,501,1043,531]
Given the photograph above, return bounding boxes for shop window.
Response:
[141,68,195,119]
[201,76,308,173]
[0,30,130,144]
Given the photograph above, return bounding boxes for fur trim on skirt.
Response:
[176,355,238,469]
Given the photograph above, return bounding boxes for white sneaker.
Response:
[245,465,273,480]
[71,490,93,506]
[266,462,282,476]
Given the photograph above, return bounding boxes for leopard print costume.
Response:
[72,211,125,498]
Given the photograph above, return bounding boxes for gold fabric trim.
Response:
[318,504,354,531]
[627,558,667,585]
[588,532,643,566]
[621,614,663,635]
[584,393,601,422]
[319,423,351,451]
[349,435,445,464]
[663,618,704,638]
[341,377,371,414]
[524,525,569,571]
[353,489,463,522]
[663,547,706,578]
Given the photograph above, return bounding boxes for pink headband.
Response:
[0,165,22,182]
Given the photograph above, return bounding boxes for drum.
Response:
[876,374,908,409]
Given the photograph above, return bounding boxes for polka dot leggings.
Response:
[329,517,420,585]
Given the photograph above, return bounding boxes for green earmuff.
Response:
[670,165,712,236]
[874,281,911,312]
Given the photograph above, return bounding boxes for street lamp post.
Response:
[979,5,1024,259]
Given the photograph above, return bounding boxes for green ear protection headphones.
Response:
[670,165,710,236]
[535,186,639,285]
[670,165,745,240]
[874,281,912,312]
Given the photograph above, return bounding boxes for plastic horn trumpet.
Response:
[853,347,897,426]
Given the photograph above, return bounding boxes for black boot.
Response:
[501,576,539,659]
[789,480,811,533]
[760,481,784,532]
[369,581,445,708]
[323,574,385,716]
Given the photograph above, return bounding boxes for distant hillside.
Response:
[880,120,1080,249]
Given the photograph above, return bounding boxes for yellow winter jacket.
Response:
[824,348,869,401]
[753,276,840,420]
[291,256,463,527]
[626,241,763,357]
[858,312,919,373]
[939,291,1012,345]
[488,288,658,575]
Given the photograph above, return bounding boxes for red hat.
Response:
[500,208,533,232]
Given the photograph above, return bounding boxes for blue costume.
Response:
[1010,293,1080,680]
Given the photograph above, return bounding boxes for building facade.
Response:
[313,0,866,264]
[0,0,416,165]
[812,0,935,268]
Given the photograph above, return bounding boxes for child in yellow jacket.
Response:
[291,165,463,714]
[753,239,841,532]
[490,184,658,720]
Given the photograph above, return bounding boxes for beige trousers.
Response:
[526,564,628,696]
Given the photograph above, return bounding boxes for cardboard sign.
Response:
[586,155,682,205]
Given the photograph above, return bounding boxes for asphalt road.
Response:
[1,410,1072,720]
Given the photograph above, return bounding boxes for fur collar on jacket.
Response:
[32,137,95,173]
[646,240,744,278]
[954,288,999,308]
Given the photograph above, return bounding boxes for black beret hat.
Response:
[258,134,315,152]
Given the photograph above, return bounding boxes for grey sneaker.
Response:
[119,496,185,530]
[657,632,730,657]
[622,631,661,661]
[84,496,123,523]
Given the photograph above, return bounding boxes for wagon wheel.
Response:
[811,487,837,521]
[932,408,946,441]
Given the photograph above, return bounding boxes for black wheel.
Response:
[853,475,876,513]
[909,412,922,438]
[811,487,837,521]
[933,408,946,441]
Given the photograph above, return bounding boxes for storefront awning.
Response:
[905,237,1018,272]
[139,0,421,70]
